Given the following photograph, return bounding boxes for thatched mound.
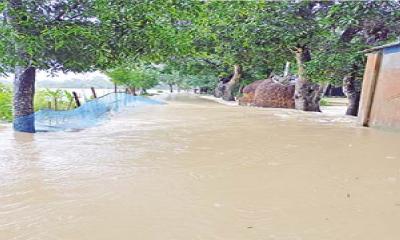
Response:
[239,79,295,109]
[238,80,264,106]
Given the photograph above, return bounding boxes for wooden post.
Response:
[72,91,81,108]
[90,87,97,99]
[358,52,382,126]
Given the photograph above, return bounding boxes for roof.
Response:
[362,41,400,53]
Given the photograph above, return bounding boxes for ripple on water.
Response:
[1,94,400,240]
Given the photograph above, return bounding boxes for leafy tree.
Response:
[252,1,399,113]
[3,0,400,133]
[1,0,108,132]
[34,89,76,111]
[191,1,276,100]
[0,0,187,132]
[159,71,180,93]
[314,1,400,115]
[43,88,64,111]
[106,67,158,95]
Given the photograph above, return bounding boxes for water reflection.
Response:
[1,94,400,240]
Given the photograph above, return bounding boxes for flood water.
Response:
[1,94,400,240]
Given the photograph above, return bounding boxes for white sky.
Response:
[0,70,109,82]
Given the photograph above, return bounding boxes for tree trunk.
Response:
[54,98,58,110]
[214,82,224,98]
[7,0,36,132]
[294,47,322,112]
[13,66,36,133]
[222,64,242,101]
[169,84,173,93]
[339,27,363,116]
[343,72,360,116]
[128,87,137,96]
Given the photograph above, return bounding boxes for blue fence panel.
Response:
[32,93,163,132]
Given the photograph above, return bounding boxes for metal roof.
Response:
[362,41,400,53]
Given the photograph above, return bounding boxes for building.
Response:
[358,42,400,129]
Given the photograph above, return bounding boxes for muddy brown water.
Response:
[1,94,400,240]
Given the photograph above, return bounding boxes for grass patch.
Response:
[319,98,330,106]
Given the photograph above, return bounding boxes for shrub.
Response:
[320,98,329,106]
[0,83,12,122]
[35,89,76,111]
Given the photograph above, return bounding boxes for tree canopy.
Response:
[1,0,400,131]
[2,1,399,80]
[106,66,158,94]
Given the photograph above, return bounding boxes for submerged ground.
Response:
[1,94,400,240]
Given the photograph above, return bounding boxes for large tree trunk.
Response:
[13,66,36,133]
[5,0,36,133]
[343,71,360,116]
[339,28,363,116]
[294,47,322,112]
[128,86,137,96]
[214,83,224,98]
[8,0,36,132]
[222,64,242,101]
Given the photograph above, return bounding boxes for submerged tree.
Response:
[194,1,274,101]
[0,0,190,132]
[254,1,400,113]
[106,67,158,95]
[321,1,400,116]
[2,0,400,133]
[1,0,106,132]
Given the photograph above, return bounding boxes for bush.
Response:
[0,83,12,122]
[0,86,77,122]
[35,89,76,111]
[320,98,329,106]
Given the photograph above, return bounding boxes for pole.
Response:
[90,87,97,99]
[72,91,81,108]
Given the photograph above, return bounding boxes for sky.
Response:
[0,71,109,83]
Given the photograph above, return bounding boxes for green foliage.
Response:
[0,0,196,75]
[305,1,400,85]
[0,85,78,122]
[185,1,283,82]
[106,66,159,91]
[305,47,364,85]
[2,0,400,101]
[1,1,103,73]
[0,83,12,121]
[319,98,329,107]
[34,89,76,111]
